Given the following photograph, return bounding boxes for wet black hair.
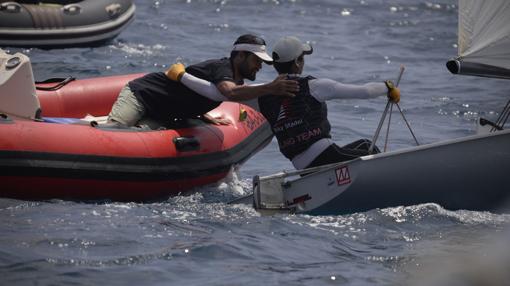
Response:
[273,60,295,74]
[233,34,267,46]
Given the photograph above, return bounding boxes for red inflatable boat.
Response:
[0,59,272,201]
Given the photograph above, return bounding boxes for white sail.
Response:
[448,0,510,78]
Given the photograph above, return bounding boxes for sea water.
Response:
[1,0,509,285]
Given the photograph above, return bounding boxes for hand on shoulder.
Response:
[268,74,299,97]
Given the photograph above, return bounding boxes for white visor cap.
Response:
[272,36,313,63]
[232,43,273,63]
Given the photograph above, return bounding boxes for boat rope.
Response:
[369,100,390,153]
[23,3,64,29]
[395,64,405,86]
[369,65,419,154]
[395,102,420,146]
[35,77,75,91]
[493,98,510,131]
[383,102,394,152]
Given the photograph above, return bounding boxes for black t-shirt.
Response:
[128,58,235,120]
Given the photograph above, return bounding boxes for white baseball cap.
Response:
[272,36,313,63]
[232,43,273,63]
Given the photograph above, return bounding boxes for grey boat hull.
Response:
[0,0,135,47]
[252,129,510,215]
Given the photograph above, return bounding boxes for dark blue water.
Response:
[2,0,510,285]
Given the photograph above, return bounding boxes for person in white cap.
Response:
[258,36,400,169]
[166,36,400,169]
[107,34,298,129]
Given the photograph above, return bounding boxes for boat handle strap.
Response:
[35,77,76,91]
[173,137,200,152]
[0,2,22,13]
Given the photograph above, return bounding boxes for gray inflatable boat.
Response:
[0,0,135,47]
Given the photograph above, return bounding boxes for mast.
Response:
[446,0,510,79]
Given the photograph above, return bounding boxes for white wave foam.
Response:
[108,42,167,57]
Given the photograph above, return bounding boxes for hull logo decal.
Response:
[335,166,351,186]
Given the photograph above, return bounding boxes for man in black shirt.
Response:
[108,34,299,129]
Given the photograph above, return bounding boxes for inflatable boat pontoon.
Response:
[0,0,135,47]
[0,50,273,201]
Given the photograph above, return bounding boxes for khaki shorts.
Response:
[108,85,146,126]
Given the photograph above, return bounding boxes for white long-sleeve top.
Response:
[180,72,388,169]
[293,78,387,169]
[181,73,387,105]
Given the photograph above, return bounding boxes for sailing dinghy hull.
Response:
[253,129,510,215]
